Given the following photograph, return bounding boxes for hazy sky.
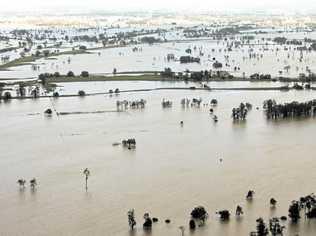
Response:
[0,0,314,13]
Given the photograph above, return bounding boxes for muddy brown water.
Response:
[1,82,316,235]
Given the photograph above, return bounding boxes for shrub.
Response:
[79,45,87,50]
[67,71,75,77]
[81,71,89,77]
[78,90,86,96]
[191,206,208,222]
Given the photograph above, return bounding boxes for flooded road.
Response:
[1,81,316,235]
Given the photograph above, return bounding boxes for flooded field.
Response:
[2,37,316,80]
[1,81,316,235]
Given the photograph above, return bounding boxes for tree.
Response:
[83,168,90,191]
[190,206,208,225]
[143,213,152,229]
[217,210,230,220]
[161,67,173,77]
[128,209,136,230]
[269,218,285,235]
[256,218,268,236]
[3,92,11,100]
[79,45,87,50]
[43,50,50,57]
[189,219,196,230]
[17,179,26,188]
[81,71,89,77]
[213,61,223,69]
[67,71,75,77]
[30,178,37,189]
[78,90,86,96]
[273,37,287,45]
[140,36,160,45]
[35,50,41,57]
[310,43,316,51]
[289,201,300,222]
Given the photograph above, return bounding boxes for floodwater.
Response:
[2,38,316,80]
[1,81,316,235]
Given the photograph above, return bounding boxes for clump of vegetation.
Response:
[255,218,268,236]
[79,45,87,50]
[67,71,75,77]
[44,108,53,115]
[122,139,136,149]
[288,201,300,222]
[3,91,12,100]
[190,206,208,225]
[83,168,90,191]
[81,71,89,77]
[143,213,152,229]
[162,99,172,108]
[127,209,136,230]
[269,217,285,235]
[189,219,196,230]
[161,67,174,77]
[140,36,161,45]
[78,90,86,96]
[216,210,230,220]
[263,99,316,119]
[180,56,200,63]
[273,37,287,44]
[232,103,251,120]
[30,178,37,190]
[301,194,316,218]
[17,179,26,188]
[213,61,223,69]
[250,73,272,80]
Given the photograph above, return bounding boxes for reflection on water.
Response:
[0,81,316,235]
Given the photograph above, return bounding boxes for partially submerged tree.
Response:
[189,219,196,230]
[236,205,243,216]
[190,206,208,225]
[17,179,26,188]
[217,210,230,220]
[269,217,285,235]
[127,209,136,230]
[246,190,255,200]
[78,90,86,96]
[143,213,152,229]
[256,218,269,236]
[232,103,249,121]
[30,178,37,189]
[67,71,75,77]
[288,201,300,222]
[83,168,90,191]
